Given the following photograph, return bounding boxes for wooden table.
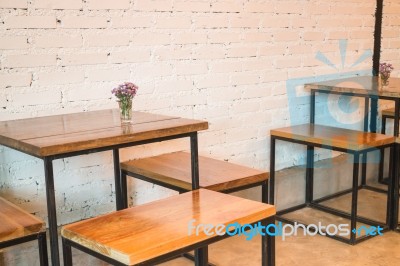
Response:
[305,75,400,136]
[305,76,400,231]
[0,109,208,266]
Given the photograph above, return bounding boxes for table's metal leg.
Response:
[386,145,395,227]
[369,98,378,133]
[113,149,124,210]
[392,144,399,229]
[190,133,200,190]
[306,146,314,204]
[269,137,276,204]
[310,90,316,124]
[350,153,360,244]
[364,97,369,132]
[361,97,369,185]
[43,157,60,266]
[394,99,400,137]
[190,132,208,266]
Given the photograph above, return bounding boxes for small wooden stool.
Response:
[0,197,48,265]
[119,151,269,209]
[61,189,276,266]
[270,124,395,244]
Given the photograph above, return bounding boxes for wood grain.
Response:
[0,197,45,242]
[61,189,275,265]
[121,151,268,192]
[382,108,395,117]
[0,109,208,157]
[305,76,400,98]
[270,124,395,151]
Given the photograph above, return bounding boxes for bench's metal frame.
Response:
[61,216,276,266]
[269,134,395,245]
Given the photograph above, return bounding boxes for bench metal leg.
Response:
[194,246,208,266]
[62,238,73,266]
[361,152,367,186]
[379,147,385,183]
[262,182,268,204]
[350,153,360,244]
[262,217,275,266]
[381,115,387,134]
[38,232,49,266]
[120,170,128,209]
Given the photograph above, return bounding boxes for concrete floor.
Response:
[2,186,400,266]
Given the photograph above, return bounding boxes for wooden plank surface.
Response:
[382,108,395,117]
[0,109,208,157]
[61,189,275,265]
[0,197,45,242]
[270,124,395,151]
[121,151,268,192]
[305,76,400,98]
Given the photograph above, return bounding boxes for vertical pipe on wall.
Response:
[370,0,384,133]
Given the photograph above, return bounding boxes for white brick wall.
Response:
[0,0,397,228]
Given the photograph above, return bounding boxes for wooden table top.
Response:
[121,151,268,192]
[61,189,276,265]
[271,124,395,151]
[0,109,208,157]
[305,76,400,98]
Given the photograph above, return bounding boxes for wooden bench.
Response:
[0,197,48,265]
[270,124,395,244]
[120,151,269,208]
[61,189,276,266]
[381,107,395,134]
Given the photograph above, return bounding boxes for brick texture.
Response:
[0,0,396,232]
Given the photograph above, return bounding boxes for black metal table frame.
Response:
[310,89,400,181]
[310,88,400,229]
[269,134,395,245]
[61,216,276,266]
[3,131,201,266]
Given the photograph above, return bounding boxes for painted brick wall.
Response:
[382,0,400,77]
[0,0,395,225]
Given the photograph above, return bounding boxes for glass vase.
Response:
[118,98,133,124]
[380,74,390,87]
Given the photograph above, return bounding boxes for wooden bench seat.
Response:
[0,197,48,265]
[121,151,268,193]
[61,189,276,266]
[382,107,395,117]
[270,123,395,244]
[381,107,398,135]
[270,124,395,151]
